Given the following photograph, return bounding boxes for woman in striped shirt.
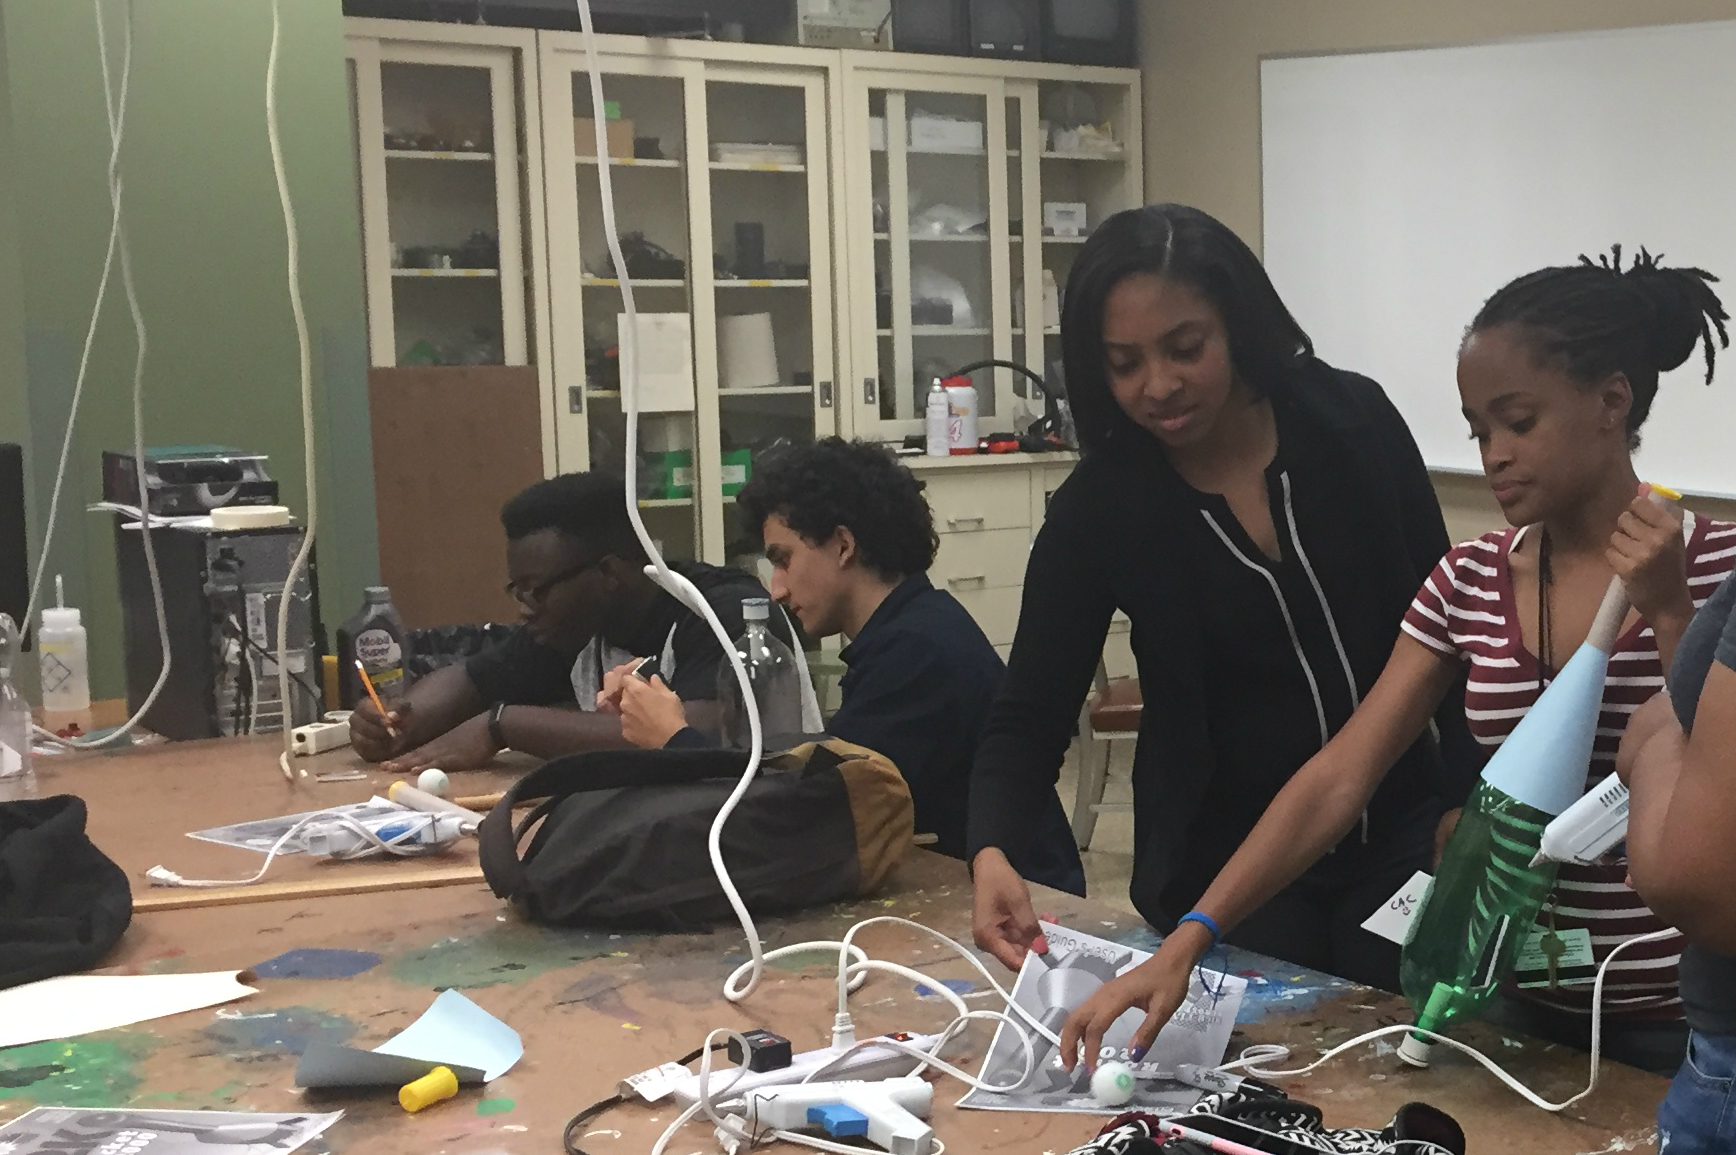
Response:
[1058,248,1731,1078]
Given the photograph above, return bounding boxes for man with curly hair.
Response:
[616,438,1085,895]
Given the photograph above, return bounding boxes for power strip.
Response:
[666,1032,951,1105]
[291,719,350,756]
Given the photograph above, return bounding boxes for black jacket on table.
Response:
[966,357,1480,930]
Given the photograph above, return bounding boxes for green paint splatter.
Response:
[766,948,837,974]
[392,926,632,990]
[211,1081,248,1102]
[476,1098,516,1116]
[0,1040,143,1106]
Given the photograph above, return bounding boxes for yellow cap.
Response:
[400,1065,459,1113]
[1649,482,1683,502]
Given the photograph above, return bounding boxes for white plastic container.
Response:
[925,381,950,457]
[39,577,92,732]
[944,380,979,455]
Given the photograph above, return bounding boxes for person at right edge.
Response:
[1028,243,1732,1079]
[968,203,1479,997]
[1622,560,1736,1152]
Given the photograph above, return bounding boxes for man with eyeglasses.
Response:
[348,471,813,772]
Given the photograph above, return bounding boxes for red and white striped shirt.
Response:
[1401,514,1736,1017]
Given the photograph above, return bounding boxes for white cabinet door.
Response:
[842,69,1019,446]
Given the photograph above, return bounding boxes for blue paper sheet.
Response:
[373,989,523,1081]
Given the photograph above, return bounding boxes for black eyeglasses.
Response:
[504,559,599,608]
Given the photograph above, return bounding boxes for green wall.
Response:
[0,0,377,699]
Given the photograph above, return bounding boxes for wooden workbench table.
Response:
[0,738,1668,1153]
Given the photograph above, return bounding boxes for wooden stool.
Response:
[1071,661,1141,850]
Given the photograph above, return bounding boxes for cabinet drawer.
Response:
[923,472,1032,534]
[933,528,1031,593]
[951,585,1025,648]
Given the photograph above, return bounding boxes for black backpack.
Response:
[1,795,133,989]
[478,739,915,930]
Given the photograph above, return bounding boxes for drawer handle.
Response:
[948,574,987,588]
[946,515,986,528]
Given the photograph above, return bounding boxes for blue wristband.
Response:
[1176,911,1222,946]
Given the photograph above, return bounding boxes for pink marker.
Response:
[1157,1118,1272,1155]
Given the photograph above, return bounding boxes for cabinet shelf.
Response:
[392,267,500,278]
[719,386,811,396]
[638,497,694,508]
[913,326,991,336]
[1040,150,1127,162]
[581,277,687,288]
[385,149,492,162]
[715,279,809,288]
[1043,235,1091,245]
[577,156,681,169]
[709,160,806,173]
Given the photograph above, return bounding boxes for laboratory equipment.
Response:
[38,575,91,732]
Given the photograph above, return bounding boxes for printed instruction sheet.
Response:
[959,922,1246,1114]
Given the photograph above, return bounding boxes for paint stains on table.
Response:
[202,1006,356,1061]
[391,926,635,991]
[1233,970,1355,1022]
[252,948,383,980]
[914,978,977,1000]
[0,1040,143,1106]
[476,1097,516,1115]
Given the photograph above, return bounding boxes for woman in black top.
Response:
[968,204,1474,991]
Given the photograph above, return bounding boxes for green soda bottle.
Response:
[1396,578,1630,1067]
[1396,781,1560,1064]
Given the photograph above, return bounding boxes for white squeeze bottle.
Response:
[39,575,92,733]
[925,380,950,457]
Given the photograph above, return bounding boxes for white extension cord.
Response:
[573,0,772,1003]
[145,807,459,889]
[265,0,318,782]
[27,0,175,753]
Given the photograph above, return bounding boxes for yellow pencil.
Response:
[354,659,401,738]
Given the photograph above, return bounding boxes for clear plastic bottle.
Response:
[38,575,92,733]
[717,598,807,753]
[0,613,32,783]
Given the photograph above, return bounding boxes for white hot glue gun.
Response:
[727,1076,934,1155]
[1532,771,1629,867]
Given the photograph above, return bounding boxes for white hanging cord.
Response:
[266,0,317,780]
[573,0,770,999]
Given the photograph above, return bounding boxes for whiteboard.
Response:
[1261,22,1736,497]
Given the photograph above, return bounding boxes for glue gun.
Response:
[730,1076,934,1155]
[1531,771,1629,867]
[301,812,470,858]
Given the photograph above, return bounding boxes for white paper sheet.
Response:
[0,1108,340,1155]
[0,971,257,1049]
[958,922,1245,1115]
[618,312,696,413]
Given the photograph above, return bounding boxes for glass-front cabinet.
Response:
[540,38,838,566]
[842,58,1141,445]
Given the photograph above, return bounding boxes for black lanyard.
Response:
[1537,528,1554,686]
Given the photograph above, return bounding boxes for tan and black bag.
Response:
[477,740,913,930]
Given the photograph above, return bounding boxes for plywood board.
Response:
[367,365,543,629]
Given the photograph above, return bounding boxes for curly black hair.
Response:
[734,438,938,580]
[1470,245,1729,448]
[499,471,646,559]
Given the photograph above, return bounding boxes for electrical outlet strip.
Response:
[667,1032,951,1106]
[291,719,350,756]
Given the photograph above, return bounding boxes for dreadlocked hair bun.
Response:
[1611,247,1727,380]
[1471,244,1731,443]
